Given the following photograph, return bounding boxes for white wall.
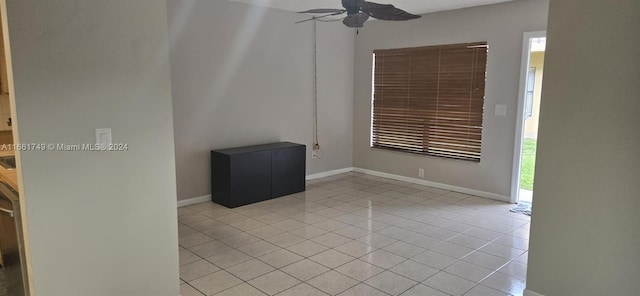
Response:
[353,0,549,201]
[525,0,640,295]
[167,0,355,201]
[5,0,179,295]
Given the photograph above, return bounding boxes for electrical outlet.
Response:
[418,168,425,178]
[312,150,318,159]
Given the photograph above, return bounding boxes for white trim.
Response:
[353,167,510,202]
[511,31,546,204]
[177,194,211,208]
[306,167,354,180]
[524,289,546,296]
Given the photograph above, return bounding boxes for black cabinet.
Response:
[211,142,306,208]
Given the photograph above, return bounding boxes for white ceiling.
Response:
[224,0,514,15]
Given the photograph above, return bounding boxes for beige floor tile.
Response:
[352,220,391,232]
[423,272,475,296]
[461,251,510,270]
[188,240,233,258]
[181,284,205,296]
[238,240,281,257]
[479,243,526,260]
[401,234,442,249]
[480,272,526,295]
[462,285,510,296]
[225,259,275,281]
[464,227,504,241]
[398,284,448,296]
[333,226,371,239]
[498,261,527,280]
[272,219,308,231]
[175,174,531,296]
[361,250,406,269]
[264,232,306,247]
[180,259,221,282]
[334,213,368,224]
[276,283,329,296]
[281,259,330,281]
[227,218,267,232]
[258,249,304,268]
[180,247,201,266]
[312,232,353,248]
[338,284,389,296]
[494,235,530,251]
[308,270,359,295]
[248,270,301,295]
[246,225,286,239]
[315,207,347,218]
[334,240,376,258]
[356,233,398,248]
[219,232,261,248]
[429,241,474,259]
[447,234,491,249]
[204,248,252,268]
[213,283,268,296]
[189,270,243,296]
[444,261,494,282]
[254,213,289,224]
[383,241,427,258]
[389,260,438,282]
[289,226,328,239]
[411,250,457,269]
[365,271,417,296]
[286,240,329,257]
[309,249,355,269]
[201,225,243,240]
[314,219,350,231]
[376,226,416,240]
[335,259,384,281]
[180,232,215,248]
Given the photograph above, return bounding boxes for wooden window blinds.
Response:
[371,42,488,162]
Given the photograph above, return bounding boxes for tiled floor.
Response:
[178,172,530,296]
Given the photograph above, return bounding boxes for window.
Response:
[371,42,488,162]
[524,67,536,119]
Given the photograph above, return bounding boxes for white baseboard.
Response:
[352,167,510,202]
[178,166,509,207]
[306,167,354,180]
[177,194,211,208]
[524,289,545,296]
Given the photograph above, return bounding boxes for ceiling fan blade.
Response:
[298,9,345,14]
[363,1,421,21]
[343,13,369,28]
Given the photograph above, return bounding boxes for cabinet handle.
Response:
[0,206,13,217]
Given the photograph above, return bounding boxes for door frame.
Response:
[510,31,546,204]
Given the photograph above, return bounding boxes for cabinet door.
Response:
[271,146,305,198]
[229,151,271,207]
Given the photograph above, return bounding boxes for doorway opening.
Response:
[511,32,546,204]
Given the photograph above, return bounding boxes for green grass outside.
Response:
[520,138,537,191]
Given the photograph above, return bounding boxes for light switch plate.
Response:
[96,128,112,149]
[494,104,507,116]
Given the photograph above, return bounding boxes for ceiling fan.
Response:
[297,0,421,28]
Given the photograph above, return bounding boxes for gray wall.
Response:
[353,0,549,200]
[526,0,640,295]
[167,0,355,201]
[6,0,179,295]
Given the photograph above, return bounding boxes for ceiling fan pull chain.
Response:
[313,19,320,151]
